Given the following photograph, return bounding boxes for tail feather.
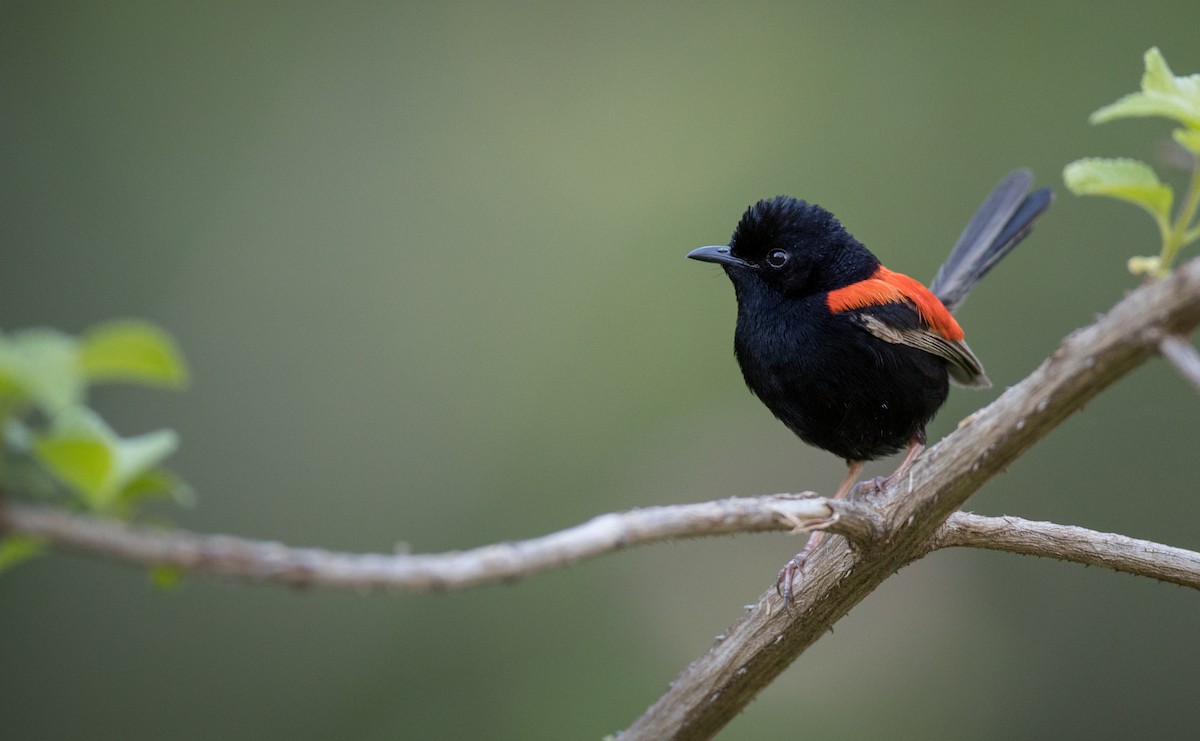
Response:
[930,169,1053,312]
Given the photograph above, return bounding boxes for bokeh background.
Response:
[2,2,1199,739]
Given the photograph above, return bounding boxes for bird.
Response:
[687,170,1052,597]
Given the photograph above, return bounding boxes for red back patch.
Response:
[826,266,964,341]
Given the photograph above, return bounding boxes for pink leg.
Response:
[890,436,925,483]
[775,435,929,606]
[862,435,926,495]
[775,460,865,605]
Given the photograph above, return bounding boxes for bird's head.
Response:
[687,196,877,297]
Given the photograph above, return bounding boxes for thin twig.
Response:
[0,495,881,592]
[1159,334,1200,395]
[932,512,1200,589]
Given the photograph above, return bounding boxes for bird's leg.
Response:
[775,459,865,605]
[890,435,926,483]
[832,459,867,501]
[775,433,931,605]
[863,432,926,495]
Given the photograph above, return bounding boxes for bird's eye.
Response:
[765,249,789,268]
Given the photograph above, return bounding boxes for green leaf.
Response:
[1090,48,1200,129]
[32,434,116,510]
[1063,158,1173,221]
[78,320,189,389]
[0,321,186,419]
[149,563,186,590]
[113,428,180,489]
[32,408,180,513]
[0,535,48,573]
[1173,127,1200,157]
[0,329,84,414]
[115,466,195,513]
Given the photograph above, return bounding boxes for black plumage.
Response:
[688,170,1052,597]
[689,170,1052,493]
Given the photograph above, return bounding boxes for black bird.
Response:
[688,170,1051,588]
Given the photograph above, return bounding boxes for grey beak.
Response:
[686,245,753,269]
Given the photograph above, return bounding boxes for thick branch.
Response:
[621,256,1200,740]
[933,512,1200,588]
[0,495,880,592]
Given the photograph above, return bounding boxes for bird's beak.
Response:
[686,245,754,269]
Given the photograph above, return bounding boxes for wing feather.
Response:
[851,313,989,388]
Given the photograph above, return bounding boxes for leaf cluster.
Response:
[1064,48,1200,277]
[0,320,189,570]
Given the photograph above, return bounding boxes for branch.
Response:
[933,511,1200,589]
[0,495,881,592]
[1160,333,1200,395]
[2,263,1199,739]
[620,256,1200,740]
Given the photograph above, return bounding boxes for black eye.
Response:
[765,249,789,268]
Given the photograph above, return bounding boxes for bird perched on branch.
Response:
[687,170,1052,598]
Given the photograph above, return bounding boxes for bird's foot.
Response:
[774,532,824,607]
[858,475,889,497]
[860,465,915,498]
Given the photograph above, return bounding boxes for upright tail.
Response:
[929,169,1054,312]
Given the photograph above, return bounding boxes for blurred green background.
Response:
[2,1,1199,739]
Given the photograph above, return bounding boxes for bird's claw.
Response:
[774,531,824,607]
[775,556,805,607]
[861,475,888,496]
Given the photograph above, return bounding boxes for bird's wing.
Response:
[826,267,963,341]
[826,267,989,388]
[851,312,989,388]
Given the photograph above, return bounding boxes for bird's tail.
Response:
[929,169,1053,312]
